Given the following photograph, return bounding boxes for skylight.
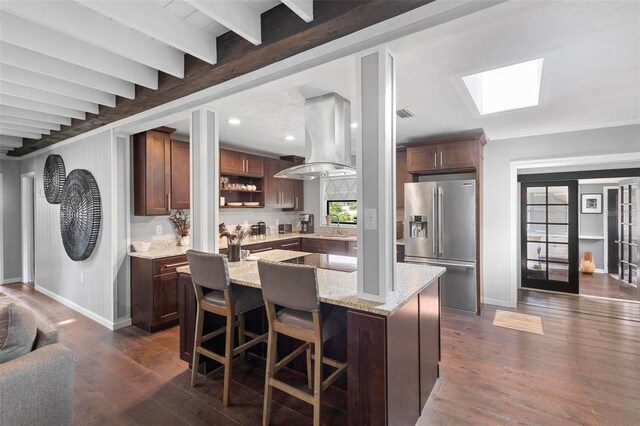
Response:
[462,58,544,115]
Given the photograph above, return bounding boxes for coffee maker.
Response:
[299,213,315,234]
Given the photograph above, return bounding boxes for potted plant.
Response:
[169,209,191,246]
[219,223,251,262]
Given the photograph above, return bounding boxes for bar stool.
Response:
[257,260,347,426]
[187,250,268,407]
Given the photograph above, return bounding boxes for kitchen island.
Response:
[177,249,444,426]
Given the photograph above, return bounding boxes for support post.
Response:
[190,108,219,252]
[356,46,397,302]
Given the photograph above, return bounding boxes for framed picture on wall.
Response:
[581,193,602,214]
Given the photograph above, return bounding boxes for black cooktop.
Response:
[283,253,357,273]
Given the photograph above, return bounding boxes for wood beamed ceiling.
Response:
[1,0,429,157]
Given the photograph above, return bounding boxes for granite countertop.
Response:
[176,249,444,316]
[130,232,357,259]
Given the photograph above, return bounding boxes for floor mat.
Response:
[493,309,543,334]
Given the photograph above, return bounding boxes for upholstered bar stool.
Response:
[257,260,347,426]
[186,250,268,407]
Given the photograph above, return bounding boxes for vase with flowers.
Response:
[219,223,251,262]
[169,209,191,246]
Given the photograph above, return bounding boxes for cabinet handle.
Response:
[164,262,189,269]
[166,193,170,210]
[433,152,437,167]
[440,152,443,167]
[168,193,171,209]
[295,197,298,210]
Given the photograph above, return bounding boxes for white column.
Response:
[190,108,219,252]
[356,46,397,303]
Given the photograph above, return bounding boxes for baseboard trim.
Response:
[113,318,132,330]
[34,285,118,331]
[1,277,22,284]
[595,268,605,274]
[482,297,515,308]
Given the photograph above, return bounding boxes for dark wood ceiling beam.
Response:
[8,1,430,156]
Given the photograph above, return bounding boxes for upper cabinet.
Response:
[264,158,295,209]
[170,140,190,210]
[281,155,304,212]
[220,149,264,177]
[134,130,172,216]
[406,134,485,174]
[396,149,412,208]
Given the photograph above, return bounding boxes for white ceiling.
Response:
[168,0,639,157]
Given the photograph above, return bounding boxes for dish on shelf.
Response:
[243,202,260,207]
[226,202,243,207]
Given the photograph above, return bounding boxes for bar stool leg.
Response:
[312,340,322,426]
[223,313,236,407]
[238,313,246,360]
[191,306,204,387]
[306,343,313,389]
[263,328,277,426]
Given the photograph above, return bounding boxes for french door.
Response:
[617,178,639,298]
[521,181,579,293]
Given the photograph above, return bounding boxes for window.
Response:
[327,200,357,224]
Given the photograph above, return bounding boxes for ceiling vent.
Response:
[396,107,416,119]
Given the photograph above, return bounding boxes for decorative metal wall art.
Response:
[43,154,66,204]
[59,169,102,261]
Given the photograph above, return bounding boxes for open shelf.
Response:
[220,188,263,193]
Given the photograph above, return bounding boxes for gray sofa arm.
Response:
[0,343,74,426]
[33,318,59,350]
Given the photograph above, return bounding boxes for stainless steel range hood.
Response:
[275,93,355,180]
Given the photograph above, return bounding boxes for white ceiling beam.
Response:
[0,13,158,89]
[0,106,72,126]
[0,128,42,140]
[0,135,23,149]
[0,95,86,120]
[281,0,313,22]
[0,81,99,114]
[185,0,262,45]
[0,122,51,136]
[0,115,61,132]
[2,1,184,78]
[81,1,217,65]
[0,43,135,99]
[0,64,116,107]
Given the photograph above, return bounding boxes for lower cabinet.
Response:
[131,255,188,332]
[301,238,350,255]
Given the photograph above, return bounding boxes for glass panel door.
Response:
[618,178,639,299]
[521,181,579,293]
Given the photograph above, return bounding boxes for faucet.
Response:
[327,214,342,235]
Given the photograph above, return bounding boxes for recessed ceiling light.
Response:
[284,135,295,141]
[350,122,358,128]
[228,118,241,125]
[462,58,544,115]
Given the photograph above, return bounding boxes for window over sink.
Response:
[321,176,358,226]
[327,200,357,224]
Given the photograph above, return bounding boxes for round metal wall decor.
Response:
[60,169,102,261]
[43,154,66,204]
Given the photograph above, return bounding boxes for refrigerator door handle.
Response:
[432,187,437,253]
[438,187,444,256]
[405,257,475,270]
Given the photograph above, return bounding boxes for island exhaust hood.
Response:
[274,93,355,180]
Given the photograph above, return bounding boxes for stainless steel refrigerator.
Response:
[404,175,477,312]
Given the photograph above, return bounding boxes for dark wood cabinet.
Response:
[396,149,412,208]
[406,134,484,174]
[131,254,188,332]
[264,158,295,209]
[281,155,305,211]
[170,140,190,209]
[301,238,350,255]
[133,130,172,216]
[220,149,264,177]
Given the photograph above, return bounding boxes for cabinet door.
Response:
[145,131,171,215]
[278,163,295,208]
[396,150,412,208]
[220,149,245,175]
[171,140,190,209]
[263,157,280,207]
[245,153,264,177]
[278,239,300,251]
[438,140,477,170]
[301,238,349,255]
[154,273,179,325]
[407,145,439,173]
[247,242,278,253]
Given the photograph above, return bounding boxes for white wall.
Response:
[579,183,605,269]
[20,131,121,327]
[483,124,640,307]
[0,160,22,282]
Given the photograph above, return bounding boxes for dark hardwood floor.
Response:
[579,272,637,301]
[3,282,640,425]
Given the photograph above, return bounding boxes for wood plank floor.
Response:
[579,272,637,301]
[3,282,640,425]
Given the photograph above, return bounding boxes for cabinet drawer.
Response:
[278,239,300,251]
[247,242,277,253]
[153,255,188,276]
[301,238,349,255]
